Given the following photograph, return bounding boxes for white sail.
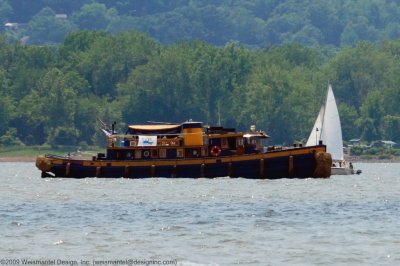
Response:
[321,84,344,161]
[306,84,361,175]
[306,105,324,147]
[306,84,344,161]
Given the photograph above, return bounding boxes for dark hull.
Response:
[36,146,331,179]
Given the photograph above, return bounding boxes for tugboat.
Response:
[36,121,331,179]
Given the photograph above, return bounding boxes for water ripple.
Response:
[0,162,399,265]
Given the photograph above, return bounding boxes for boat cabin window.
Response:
[177,149,184,158]
[245,137,260,145]
[126,151,133,159]
[209,139,221,147]
[227,137,237,149]
[221,138,228,149]
[244,137,264,150]
[237,138,244,146]
[159,149,167,158]
[201,147,207,156]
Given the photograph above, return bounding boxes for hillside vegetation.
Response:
[2,0,400,47]
[1,31,400,148]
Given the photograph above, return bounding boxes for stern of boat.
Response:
[313,152,332,178]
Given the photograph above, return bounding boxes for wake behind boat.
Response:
[306,84,361,175]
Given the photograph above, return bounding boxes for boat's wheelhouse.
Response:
[100,122,269,161]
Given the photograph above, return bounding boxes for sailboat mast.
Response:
[319,82,330,144]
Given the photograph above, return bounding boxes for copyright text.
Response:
[0,259,178,266]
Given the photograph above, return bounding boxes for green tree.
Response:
[0,66,12,133]
[308,1,343,46]
[17,68,81,144]
[0,94,12,136]
[74,96,103,145]
[26,7,78,45]
[340,17,381,46]
[338,103,359,140]
[117,42,200,123]
[382,115,400,142]
[63,30,110,50]
[7,0,93,22]
[203,43,253,126]
[47,126,79,147]
[74,32,158,97]
[0,128,24,146]
[7,44,57,99]
[0,0,12,31]
[236,44,322,143]
[106,15,138,34]
[71,3,118,31]
[357,90,384,141]
[326,42,392,108]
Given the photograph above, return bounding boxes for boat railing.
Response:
[45,154,71,159]
[107,134,183,148]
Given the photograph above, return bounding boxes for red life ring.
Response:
[210,146,221,157]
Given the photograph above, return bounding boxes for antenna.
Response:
[112,121,116,134]
[217,101,221,126]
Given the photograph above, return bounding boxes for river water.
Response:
[0,162,399,265]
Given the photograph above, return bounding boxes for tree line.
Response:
[1,31,399,148]
[2,0,400,47]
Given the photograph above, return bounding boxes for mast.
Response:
[319,82,329,143]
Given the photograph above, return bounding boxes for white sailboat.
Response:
[306,84,360,175]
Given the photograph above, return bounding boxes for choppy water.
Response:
[0,162,399,265]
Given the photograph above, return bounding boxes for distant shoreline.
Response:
[347,156,400,163]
